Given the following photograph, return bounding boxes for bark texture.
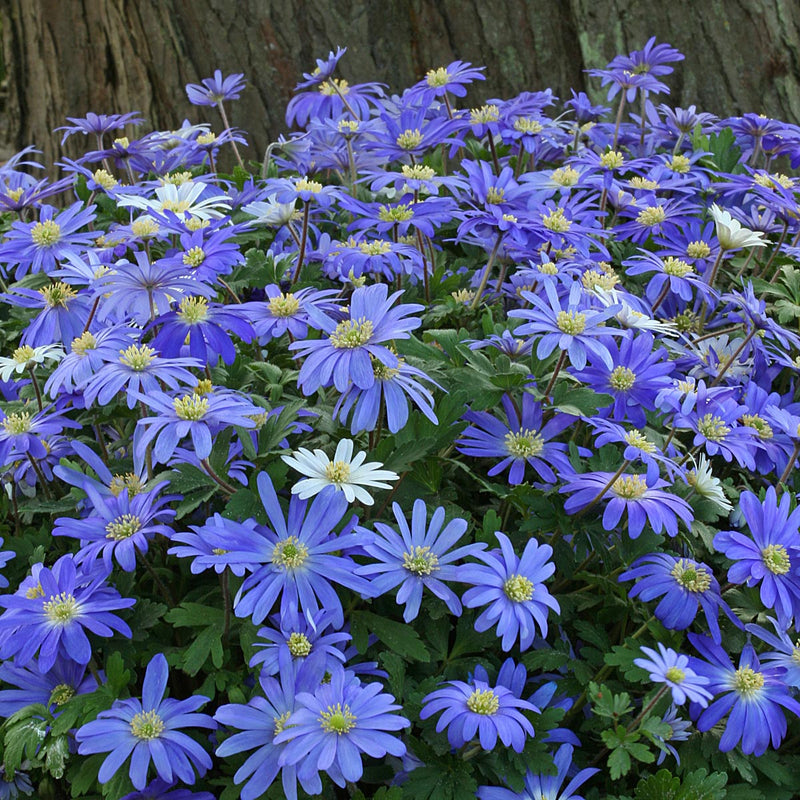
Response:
[1,0,799,166]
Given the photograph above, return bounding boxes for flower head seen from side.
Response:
[76,653,216,790]
[713,486,800,625]
[356,499,486,622]
[461,531,560,651]
[185,70,246,106]
[688,635,800,755]
[281,438,398,505]
[633,643,712,706]
[709,203,768,251]
[476,743,599,800]
[420,671,537,752]
[274,667,409,795]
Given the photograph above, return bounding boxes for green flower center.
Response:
[612,475,648,499]
[741,413,773,439]
[504,429,544,458]
[272,536,309,569]
[732,666,764,697]
[120,343,156,371]
[663,257,694,277]
[762,543,791,575]
[287,632,313,657]
[556,310,586,335]
[637,206,667,227]
[670,559,712,593]
[31,219,62,247]
[43,592,80,625]
[330,318,374,349]
[396,129,423,150]
[182,246,206,268]
[503,574,534,602]
[2,412,31,435]
[177,296,209,324]
[664,666,686,684]
[105,513,142,541]
[609,366,636,391]
[319,703,356,734]
[173,394,209,420]
[48,684,75,706]
[696,414,730,442]
[466,688,500,715]
[130,710,165,740]
[402,545,440,576]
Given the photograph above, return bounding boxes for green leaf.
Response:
[180,625,224,676]
[105,651,131,695]
[351,611,430,662]
[550,382,613,416]
[608,746,632,780]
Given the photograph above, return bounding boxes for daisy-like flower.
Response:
[281,439,399,506]
[633,643,712,706]
[619,552,735,642]
[509,280,621,370]
[356,499,486,622]
[185,70,246,106]
[461,531,560,651]
[420,673,537,752]
[274,667,410,794]
[0,343,63,381]
[290,282,423,395]
[457,393,578,485]
[75,653,215,790]
[747,617,800,688]
[0,658,97,718]
[560,471,693,539]
[709,203,769,250]
[116,182,231,221]
[688,635,800,755]
[0,554,134,672]
[477,743,599,800]
[714,487,800,625]
[684,453,732,513]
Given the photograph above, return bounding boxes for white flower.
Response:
[0,344,64,381]
[709,203,768,250]
[116,182,231,221]
[281,439,399,505]
[242,196,296,226]
[594,288,678,336]
[686,454,732,513]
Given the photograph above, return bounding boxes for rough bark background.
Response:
[1,0,799,167]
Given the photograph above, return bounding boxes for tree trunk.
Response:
[1,0,799,166]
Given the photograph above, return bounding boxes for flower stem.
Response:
[291,201,312,283]
[200,458,237,496]
[26,453,52,500]
[469,232,504,310]
[27,367,43,413]
[778,441,800,489]
[542,350,568,400]
[573,459,631,519]
[216,101,245,169]
[708,326,756,387]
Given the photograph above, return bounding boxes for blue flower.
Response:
[0,659,97,718]
[714,486,800,625]
[461,531,560,651]
[76,653,215,789]
[356,499,486,622]
[477,743,598,800]
[0,554,134,672]
[291,283,423,394]
[747,617,800,688]
[688,635,800,755]
[119,779,214,799]
[420,674,537,752]
[633,643,712,706]
[274,667,409,794]
[185,70,246,106]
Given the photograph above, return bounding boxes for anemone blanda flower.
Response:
[119,780,214,800]
[633,643,712,706]
[0,658,97,718]
[274,667,410,794]
[281,438,398,505]
[185,70,246,106]
[709,203,768,250]
[356,499,486,622]
[477,743,599,800]
[290,282,422,395]
[461,531,559,651]
[76,653,215,790]
[714,486,800,626]
[420,674,537,752]
[747,617,800,688]
[688,635,800,755]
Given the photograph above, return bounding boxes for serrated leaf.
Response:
[608,746,632,780]
[352,611,430,662]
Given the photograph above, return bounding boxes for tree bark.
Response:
[1,0,799,166]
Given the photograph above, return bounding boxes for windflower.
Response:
[76,653,215,789]
[0,343,63,381]
[709,203,768,250]
[633,643,712,706]
[185,70,246,106]
[281,438,398,505]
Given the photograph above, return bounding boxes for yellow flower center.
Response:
[663,257,694,277]
[470,105,500,125]
[401,164,436,181]
[43,592,80,625]
[623,430,656,453]
[504,429,544,458]
[49,684,76,706]
[665,666,686,683]
[466,688,500,715]
[318,78,349,96]
[92,169,118,190]
[686,240,711,259]
[272,536,309,569]
[39,282,77,308]
[542,207,571,232]
[670,559,712,593]
[130,710,165,740]
[197,132,217,145]
[402,546,440,576]
[612,475,648,499]
[287,632,313,657]
[696,414,730,442]
[71,331,97,356]
[485,186,505,205]
[177,296,209,324]
[109,473,145,497]
[2,412,31,435]
[324,460,351,484]
[329,318,374,349]
[732,666,764,697]
[31,219,62,247]
[273,710,292,736]
[173,394,209,420]
[120,343,156,371]
[26,583,44,599]
[426,67,451,87]
[295,177,323,194]
[105,513,142,541]
[319,703,356,734]
[162,171,194,186]
[551,166,579,186]
[131,217,160,237]
[762,543,791,575]
[741,413,773,439]
[396,129,424,150]
[600,151,625,169]
[514,117,543,134]
[556,310,586,335]
[268,292,300,318]
[637,206,667,227]
[378,203,414,222]
[609,366,636,391]
[503,574,534,602]
[359,240,393,256]
[12,345,35,365]
[182,246,206,268]
[161,198,192,213]
[629,176,659,190]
